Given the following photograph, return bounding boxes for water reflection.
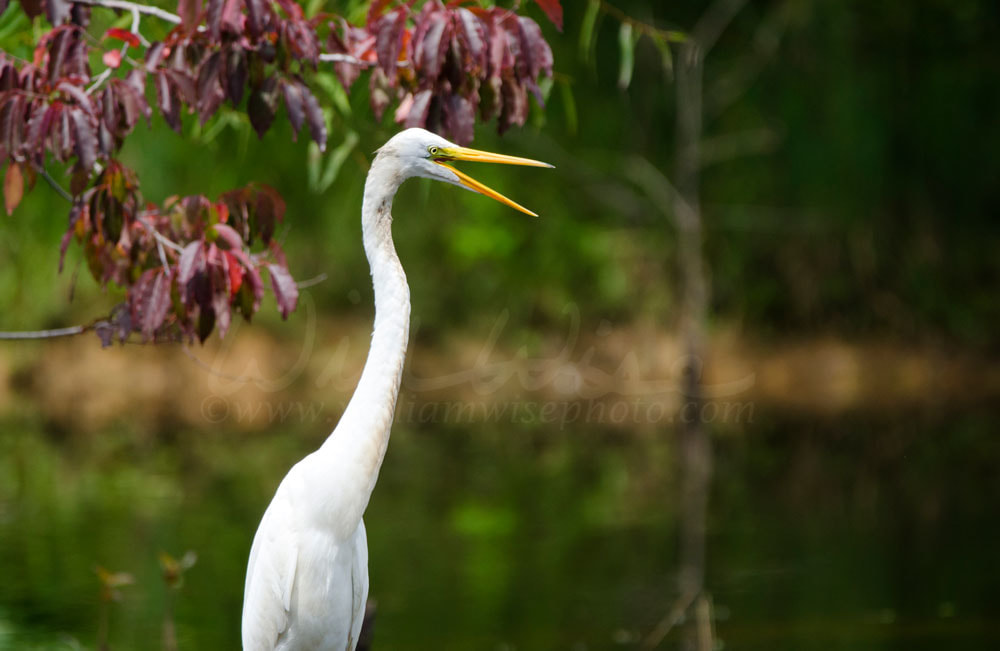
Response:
[0,404,997,650]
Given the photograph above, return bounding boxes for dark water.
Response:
[0,406,997,650]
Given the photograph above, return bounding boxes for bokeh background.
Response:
[2,0,999,649]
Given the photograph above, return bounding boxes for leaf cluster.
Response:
[0,0,561,344]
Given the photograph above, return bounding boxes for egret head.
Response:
[375,128,553,216]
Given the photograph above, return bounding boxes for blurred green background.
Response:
[1,0,999,649]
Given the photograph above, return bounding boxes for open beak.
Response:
[433,146,554,217]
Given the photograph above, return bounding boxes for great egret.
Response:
[241,128,552,650]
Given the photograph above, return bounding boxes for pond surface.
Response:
[0,405,997,650]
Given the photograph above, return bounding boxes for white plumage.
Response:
[241,128,551,650]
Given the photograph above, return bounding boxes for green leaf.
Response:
[579,0,600,63]
[559,81,577,136]
[617,22,637,90]
[315,130,359,193]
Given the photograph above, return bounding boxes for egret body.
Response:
[241,128,551,650]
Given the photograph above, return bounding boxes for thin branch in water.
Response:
[639,589,698,650]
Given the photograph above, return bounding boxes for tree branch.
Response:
[0,325,87,340]
[34,164,74,203]
[70,0,391,68]
[599,1,687,43]
[72,0,182,25]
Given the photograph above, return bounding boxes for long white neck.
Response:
[317,157,410,531]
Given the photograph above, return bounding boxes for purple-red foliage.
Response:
[342,1,556,140]
[60,161,294,344]
[0,0,559,344]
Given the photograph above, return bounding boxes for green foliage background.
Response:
[1,1,998,649]
[2,0,997,349]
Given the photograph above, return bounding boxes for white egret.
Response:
[241,128,552,650]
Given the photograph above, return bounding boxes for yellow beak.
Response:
[433,146,554,217]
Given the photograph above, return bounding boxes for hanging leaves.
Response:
[58,165,298,343]
[0,0,560,344]
[323,0,557,143]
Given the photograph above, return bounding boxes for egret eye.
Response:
[428,146,439,157]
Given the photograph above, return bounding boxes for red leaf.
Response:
[284,19,319,67]
[244,0,267,38]
[57,81,94,116]
[177,241,204,284]
[220,0,241,32]
[105,27,141,48]
[532,0,563,31]
[248,77,279,138]
[212,222,244,250]
[178,0,201,33]
[444,94,474,145]
[416,11,451,79]
[69,108,98,170]
[327,19,369,90]
[375,7,406,77]
[3,162,23,215]
[155,70,181,132]
[206,0,224,39]
[267,263,297,319]
[516,16,553,79]
[1,94,26,157]
[27,102,59,163]
[0,61,18,91]
[498,76,528,134]
[133,268,171,340]
[224,250,243,298]
[112,79,151,130]
[281,78,304,137]
[456,8,487,72]
[223,46,247,105]
[366,0,391,26]
[297,81,326,151]
[487,14,510,78]
[397,89,431,128]
[102,49,122,69]
[196,51,225,124]
[165,69,197,106]
[197,302,215,342]
[145,42,167,70]
[19,0,43,19]
[101,85,117,128]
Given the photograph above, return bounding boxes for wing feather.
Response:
[242,484,299,650]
